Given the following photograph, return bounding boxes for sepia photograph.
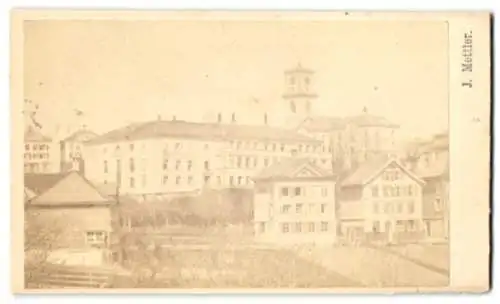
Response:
[10,10,491,293]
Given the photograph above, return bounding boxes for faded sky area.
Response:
[24,20,449,140]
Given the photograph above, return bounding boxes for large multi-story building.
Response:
[24,125,61,174]
[83,120,330,199]
[405,132,449,242]
[337,156,426,245]
[252,158,337,245]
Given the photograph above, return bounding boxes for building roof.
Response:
[254,157,334,181]
[62,129,98,142]
[297,112,399,133]
[24,173,66,195]
[86,120,320,146]
[340,155,425,187]
[27,171,114,207]
[284,63,315,74]
[24,125,52,142]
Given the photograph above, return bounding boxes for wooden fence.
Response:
[25,263,114,289]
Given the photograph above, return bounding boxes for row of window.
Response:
[230,141,324,154]
[281,187,329,197]
[280,221,330,234]
[372,185,416,198]
[24,143,50,151]
[24,163,50,173]
[373,201,415,214]
[24,152,49,160]
[119,174,255,188]
[381,170,402,182]
[371,219,418,233]
[282,203,328,214]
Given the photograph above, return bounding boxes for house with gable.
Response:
[337,155,426,245]
[252,157,337,245]
[25,171,116,266]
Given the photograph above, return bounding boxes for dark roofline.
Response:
[85,120,321,146]
[254,175,337,182]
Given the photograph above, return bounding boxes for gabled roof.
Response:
[284,63,315,74]
[62,129,98,142]
[24,125,52,142]
[254,157,334,181]
[24,173,66,195]
[340,155,425,187]
[85,120,320,146]
[295,112,399,133]
[27,171,114,207]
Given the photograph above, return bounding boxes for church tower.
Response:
[282,63,318,125]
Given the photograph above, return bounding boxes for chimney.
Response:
[172,115,177,121]
[231,113,236,123]
[157,114,162,121]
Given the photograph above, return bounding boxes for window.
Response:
[237,156,242,168]
[217,113,222,123]
[264,158,269,167]
[204,176,210,183]
[282,204,291,214]
[280,144,285,152]
[372,221,380,233]
[188,176,193,184]
[281,187,289,197]
[434,197,443,211]
[163,160,168,170]
[383,186,389,197]
[104,160,108,173]
[238,176,243,185]
[246,176,250,184]
[204,144,209,150]
[129,158,135,172]
[85,231,106,247]
[229,176,234,185]
[321,187,328,197]
[175,142,181,150]
[408,185,414,196]
[321,222,329,232]
[259,222,266,233]
[129,143,134,151]
[129,178,135,188]
[296,204,303,213]
[282,223,290,233]
[187,160,193,171]
[295,223,302,233]
[24,144,29,151]
[289,77,295,85]
[272,143,277,151]
[371,186,379,197]
[294,187,302,196]
[176,160,181,170]
[245,157,250,168]
[253,157,258,167]
[176,176,181,185]
[395,186,400,196]
[308,222,315,233]
[320,204,327,214]
[373,203,379,213]
[204,160,209,170]
[163,176,168,185]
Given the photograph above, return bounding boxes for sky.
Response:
[24,19,449,140]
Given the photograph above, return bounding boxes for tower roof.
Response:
[284,63,315,74]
